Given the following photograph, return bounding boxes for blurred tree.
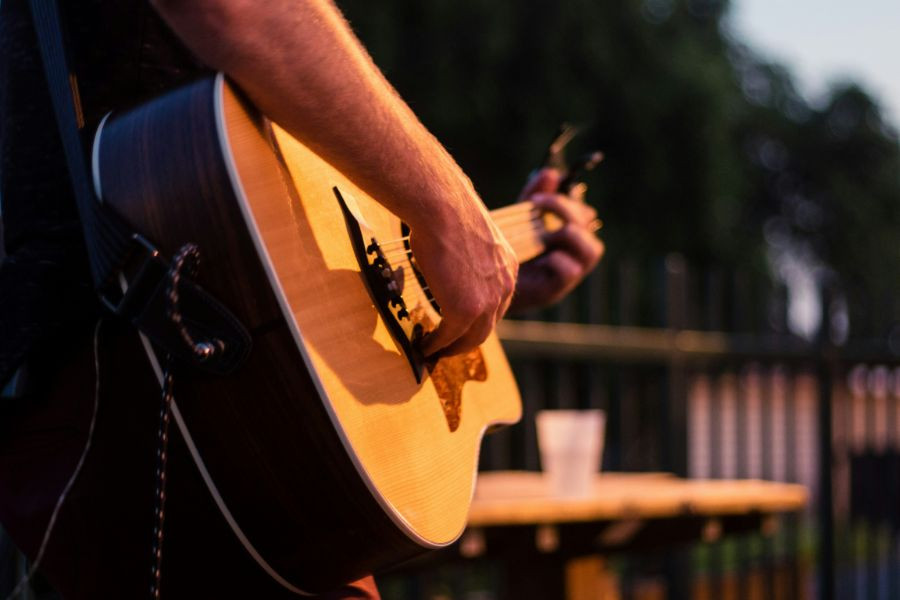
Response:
[741,79,900,337]
[338,0,900,339]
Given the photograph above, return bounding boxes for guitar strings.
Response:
[489,201,539,219]
[379,217,544,263]
[375,206,548,309]
[376,203,539,250]
[391,227,546,311]
[390,222,546,305]
[377,208,540,250]
[377,219,539,254]
[379,213,544,255]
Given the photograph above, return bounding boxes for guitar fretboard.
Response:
[490,201,560,263]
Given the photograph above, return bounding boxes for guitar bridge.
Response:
[334,186,426,383]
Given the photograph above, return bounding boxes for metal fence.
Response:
[464,254,900,600]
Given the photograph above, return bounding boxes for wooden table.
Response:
[470,471,806,524]
[450,472,808,600]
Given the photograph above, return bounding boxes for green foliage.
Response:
[338,0,900,337]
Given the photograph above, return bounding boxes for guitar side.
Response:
[93,74,521,592]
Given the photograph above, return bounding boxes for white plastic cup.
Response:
[536,409,606,497]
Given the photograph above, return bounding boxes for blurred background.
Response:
[333,0,900,598]
[341,0,900,344]
[2,0,898,598]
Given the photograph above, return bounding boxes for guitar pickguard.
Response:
[428,348,488,432]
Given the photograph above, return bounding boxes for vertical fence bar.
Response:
[890,368,900,600]
[688,372,711,479]
[607,364,623,471]
[710,370,723,480]
[785,365,803,598]
[587,261,609,326]
[520,359,544,471]
[664,254,688,476]
[735,365,749,600]
[865,364,879,600]
[850,365,867,600]
[760,365,778,599]
[663,255,690,599]
[834,367,852,600]
[708,367,726,599]
[871,366,890,600]
[864,367,876,600]
[817,354,835,600]
[553,295,579,411]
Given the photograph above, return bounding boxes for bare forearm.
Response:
[152,0,473,230]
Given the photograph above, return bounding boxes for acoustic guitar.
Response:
[92,73,556,593]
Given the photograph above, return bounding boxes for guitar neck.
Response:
[489,201,559,263]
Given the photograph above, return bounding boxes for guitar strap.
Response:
[26,0,251,374]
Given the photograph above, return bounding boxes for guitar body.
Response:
[92,74,521,593]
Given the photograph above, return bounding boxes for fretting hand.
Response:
[509,168,605,312]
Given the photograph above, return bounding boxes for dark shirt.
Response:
[0,0,205,386]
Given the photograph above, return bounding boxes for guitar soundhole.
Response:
[427,348,487,432]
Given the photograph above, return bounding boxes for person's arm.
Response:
[151,0,516,357]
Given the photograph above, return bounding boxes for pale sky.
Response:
[727,0,900,338]
[728,0,900,128]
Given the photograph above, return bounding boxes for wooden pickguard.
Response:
[428,349,488,432]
